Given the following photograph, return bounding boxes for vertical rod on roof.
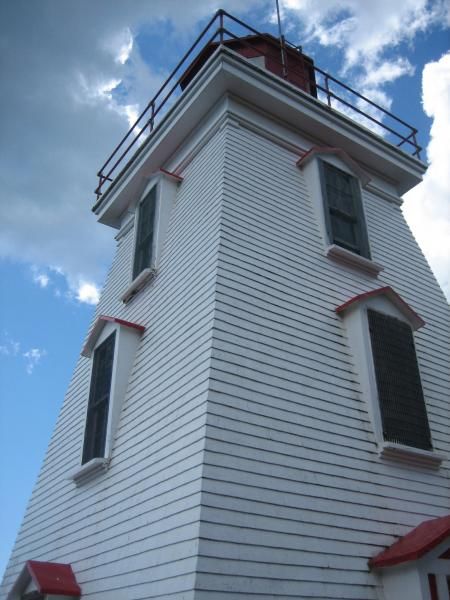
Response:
[219,11,224,43]
[275,0,288,78]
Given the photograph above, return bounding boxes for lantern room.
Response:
[179,33,317,97]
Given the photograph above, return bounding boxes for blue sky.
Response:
[1,0,449,579]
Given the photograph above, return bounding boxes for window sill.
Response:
[121,267,156,304]
[326,244,383,276]
[380,441,444,470]
[68,457,110,486]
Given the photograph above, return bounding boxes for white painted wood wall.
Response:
[2,87,449,600]
[195,120,450,599]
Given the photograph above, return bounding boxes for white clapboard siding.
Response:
[0,128,227,600]
[194,121,450,599]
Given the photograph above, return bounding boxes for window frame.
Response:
[336,289,443,468]
[367,308,433,451]
[120,170,181,304]
[318,159,371,259]
[69,316,145,485]
[132,184,158,281]
[298,148,383,276]
[81,331,116,465]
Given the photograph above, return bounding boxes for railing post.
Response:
[219,11,224,44]
[412,131,420,159]
[324,74,331,107]
[149,101,155,132]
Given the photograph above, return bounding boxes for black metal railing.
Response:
[95,9,421,200]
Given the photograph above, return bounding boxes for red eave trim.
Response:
[159,167,183,182]
[335,286,425,330]
[296,146,371,187]
[369,515,450,569]
[98,315,146,333]
[82,315,145,357]
[27,560,81,596]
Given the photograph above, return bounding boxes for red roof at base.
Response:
[27,560,81,595]
[369,515,450,569]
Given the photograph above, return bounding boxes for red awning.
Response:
[27,560,81,596]
[369,515,450,569]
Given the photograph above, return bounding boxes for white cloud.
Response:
[403,53,450,299]
[31,266,50,288]
[0,336,20,357]
[362,58,415,88]
[22,348,47,375]
[282,0,450,68]
[279,0,448,131]
[0,333,46,374]
[103,27,134,65]
[1,0,261,302]
[76,282,101,305]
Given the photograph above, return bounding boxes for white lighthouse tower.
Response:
[2,11,450,600]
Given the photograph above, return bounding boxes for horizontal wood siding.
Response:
[1,129,226,600]
[195,122,450,599]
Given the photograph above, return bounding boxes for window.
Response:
[367,309,432,451]
[336,287,442,468]
[82,332,115,464]
[319,160,371,259]
[120,169,182,303]
[297,147,382,276]
[69,316,145,485]
[133,185,157,280]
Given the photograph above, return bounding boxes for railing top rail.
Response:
[95,9,421,200]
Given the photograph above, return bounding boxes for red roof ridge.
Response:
[335,286,425,330]
[82,315,145,357]
[296,146,371,187]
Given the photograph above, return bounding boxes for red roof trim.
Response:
[369,515,450,569]
[296,146,371,187]
[335,286,425,330]
[159,167,183,182]
[82,315,145,357]
[27,560,81,596]
[97,315,146,332]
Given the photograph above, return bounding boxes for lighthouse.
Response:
[2,11,449,600]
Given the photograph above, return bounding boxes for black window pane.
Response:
[330,214,359,251]
[325,164,355,216]
[82,332,115,464]
[133,186,157,279]
[321,161,371,259]
[368,310,432,450]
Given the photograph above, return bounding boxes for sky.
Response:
[0,0,449,580]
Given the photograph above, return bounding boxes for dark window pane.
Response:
[321,161,371,259]
[368,310,432,450]
[82,332,115,464]
[330,214,359,251]
[133,186,157,279]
